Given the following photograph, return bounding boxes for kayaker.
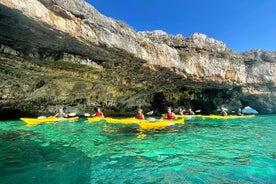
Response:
[220,108,227,116]
[92,108,104,117]
[136,108,145,119]
[178,108,184,115]
[54,108,68,118]
[236,108,243,116]
[187,108,195,115]
[165,107,176,120]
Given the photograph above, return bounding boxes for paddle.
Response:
[195,109,201,113]
[68,112,77,117]
[146,117,156,122]
[146,111,163,122]
[37,116,46,119]
[84,113,91,117]
[146,110,154,115]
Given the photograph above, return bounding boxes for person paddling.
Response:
[92,108,104,117]
[54,107,68,118]
[236,108,243,116]
[178,108,184,115]
[136,108,145,120]
[165,107,176,120]
[187,108,195,115]
[220,108,227,116]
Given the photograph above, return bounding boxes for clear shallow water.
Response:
[0,115,275,184]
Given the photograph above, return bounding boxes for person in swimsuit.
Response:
[92,108,104,117]
[136,108,145,120]
[54,107,68,118]
[165,107,176,120]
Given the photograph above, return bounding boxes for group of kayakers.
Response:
[54,106,243,119]
[135,107,178,120]
[53,106,179,120]
[53,107,105,118]
[135,107,197,120]
[220,107,243,116]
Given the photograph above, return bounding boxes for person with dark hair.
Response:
[236,108,243,116]
[187,108,195,115]
[220,108,227,116]
[92,108,104,117]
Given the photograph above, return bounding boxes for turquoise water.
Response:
[0,115,275,184]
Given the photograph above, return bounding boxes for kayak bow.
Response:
[20,116,79,126]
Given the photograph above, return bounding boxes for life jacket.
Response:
[96,111,103,117]
[167,113,174,120]
[137,113,144,119]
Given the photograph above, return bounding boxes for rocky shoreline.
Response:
[0,0,275,119]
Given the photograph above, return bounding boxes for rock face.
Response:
[0,0,275,119]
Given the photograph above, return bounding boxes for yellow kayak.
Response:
[20,116,79,126]
[137,118,184,129]
[201,115,255,119]
[100,117,185,129]
[104,117,139,124]
[87,117,147,124]
[87,117,105,122]
[175,114,202,119]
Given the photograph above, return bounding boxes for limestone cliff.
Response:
[0,0,275,119]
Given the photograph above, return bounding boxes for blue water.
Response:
[0,115,275,184]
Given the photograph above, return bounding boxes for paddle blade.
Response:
[146,111,153,115]
[84,113,91,117]
[147,117,156,122]
[68,112,76,117]
[37,116,46,119]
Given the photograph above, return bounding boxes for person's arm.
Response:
[173,113,177,119]
[63,112,68,117]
